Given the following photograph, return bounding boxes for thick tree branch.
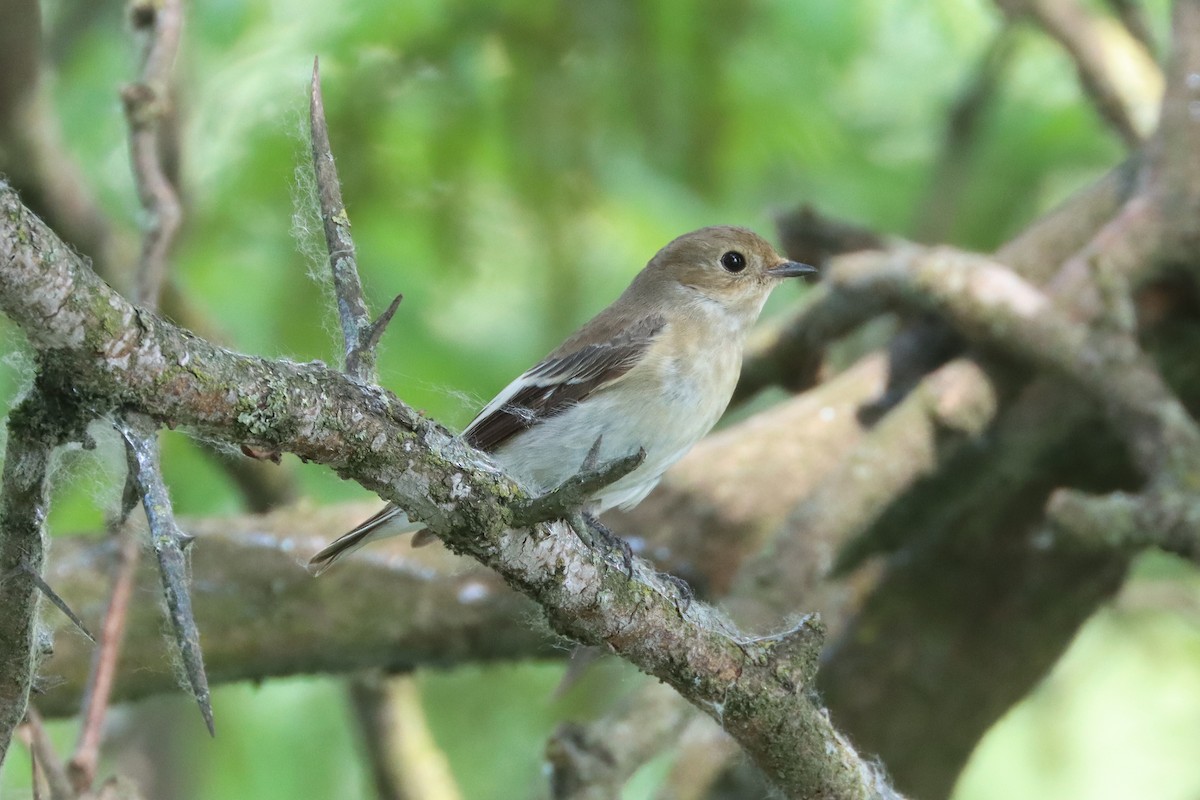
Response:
[34,503,545,716]
[28,347,887,714]
[0,184,894,799]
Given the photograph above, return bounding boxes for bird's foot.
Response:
[569,511,634,578]
[658,572,694,614]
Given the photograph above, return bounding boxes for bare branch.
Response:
[829,246,1200,474]
[121,0,184,308]
[22,707,73,800]
[654,716,743,800]
[1147,0,1200,267]
[1104,0,1158,54]
[68,522,140,793]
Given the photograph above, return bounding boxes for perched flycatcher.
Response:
[309,226,815,574]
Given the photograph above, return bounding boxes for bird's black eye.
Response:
[720,251,746,273]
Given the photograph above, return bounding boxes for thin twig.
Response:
[310,57,398,382]
[68,519,141,792]
[121,0,184,308]
[23,707,73,800]
[116,418,214,736]
[20,562,94,643]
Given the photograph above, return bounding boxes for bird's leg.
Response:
[560,436,634,576]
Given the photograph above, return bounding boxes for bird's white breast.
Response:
[493,302,746,512]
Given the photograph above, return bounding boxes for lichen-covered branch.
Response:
[0,183,895,799]
[0,394,61,768]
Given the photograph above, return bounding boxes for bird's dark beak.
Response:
[766,260,819,279]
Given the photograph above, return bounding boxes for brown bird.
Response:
[309,226,815,574]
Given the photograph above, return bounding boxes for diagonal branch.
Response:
[995,0,1161,147]
[0,180,899,799]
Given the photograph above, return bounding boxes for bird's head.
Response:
[636,226,817,321]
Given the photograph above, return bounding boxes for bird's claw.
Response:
[569,511,634,578]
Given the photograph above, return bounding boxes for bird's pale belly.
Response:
[494,352,738,512]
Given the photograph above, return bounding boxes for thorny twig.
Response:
[116,418,213,736]
[510,448,646,528]
[309,57,401,382]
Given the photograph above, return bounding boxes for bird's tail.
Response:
[307,504,423,575]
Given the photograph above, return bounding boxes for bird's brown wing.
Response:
[463,314,667,453]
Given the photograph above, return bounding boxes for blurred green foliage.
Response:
[3,0,1198,798]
